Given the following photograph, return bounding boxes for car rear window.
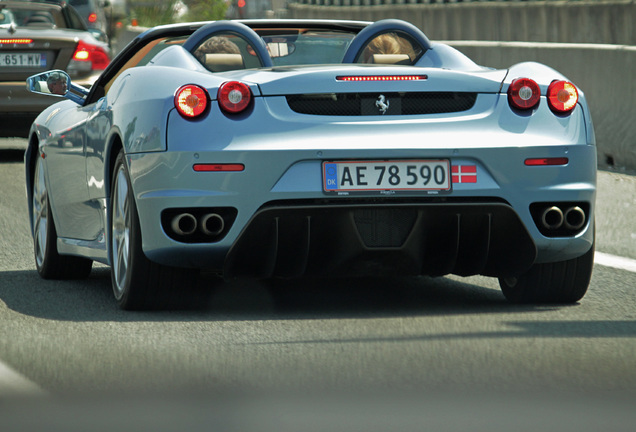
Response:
[0,3,85,30]
[261,31,356,66]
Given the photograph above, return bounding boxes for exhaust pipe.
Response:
[541,206,564,230]
[171,213,197,236]
[200,213,225,237]
[564,206,586,230]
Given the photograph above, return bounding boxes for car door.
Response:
[43,102,99,241]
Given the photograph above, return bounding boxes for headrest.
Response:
[204,53,244,72]
[372,54,412,65]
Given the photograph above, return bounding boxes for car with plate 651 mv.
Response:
[1,0,110,137]
[25,18,596,309]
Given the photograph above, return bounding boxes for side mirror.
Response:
[26,70,70,97]
[27,70,88,105]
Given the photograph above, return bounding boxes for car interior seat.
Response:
[372,54,412,65]
[204,53,245,72]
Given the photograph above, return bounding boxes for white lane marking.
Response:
[595,252,636,273]
[0,360,47,396]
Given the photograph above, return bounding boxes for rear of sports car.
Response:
[127,57,595,304]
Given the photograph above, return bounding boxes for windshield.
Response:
[189,29,357,72]
[259,30,357,65]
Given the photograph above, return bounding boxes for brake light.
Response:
[336,75,427,82]
[508,78,540,110]
[175,85,209,118]
[0,38,33,44]
[217,81,251,114]
[72,40,110,70]
[88,13,98,23]
[547,80,578,113]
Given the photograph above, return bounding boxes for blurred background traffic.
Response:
[99,0,627,49]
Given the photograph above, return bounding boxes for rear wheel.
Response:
[32,155,92,279]
[498,241,595,304]
[109,150,199,310]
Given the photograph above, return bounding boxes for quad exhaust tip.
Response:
[162,207,237,243]
[541,206,564,230]
[169,212,226,237]
[537,204,587,233]
[171,213,198,236]
[200,213,225,237]
[564,206,585,230]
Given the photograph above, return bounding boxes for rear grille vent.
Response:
[353,208,417,247]
[286,92,477,116]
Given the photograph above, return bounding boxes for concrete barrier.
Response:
[447,41,636,171]
[287,1,636,45]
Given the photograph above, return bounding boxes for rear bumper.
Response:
[128,143,596,278]
[0,82,58,137]
[0,112,40,138]
[1,81,64,111]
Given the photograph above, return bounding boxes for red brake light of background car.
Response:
[217,81,251,114]
[547,80,578,113]
[0,38,33,44]
[88,12,98,23]
[174,85,209,118]
[507,78,541,110]
[72,40,110,70]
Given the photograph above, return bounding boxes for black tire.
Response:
[109,150,199,310]
[32,155,92,279]
[498,240,595,304]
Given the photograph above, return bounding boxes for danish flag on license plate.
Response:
[452,165,477,183]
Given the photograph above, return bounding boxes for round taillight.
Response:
[174,85,208,118]
[508,78,541,110]
[547,80,578,113]
[217,81,251,114]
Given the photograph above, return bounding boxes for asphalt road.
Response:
[1,140,636,430]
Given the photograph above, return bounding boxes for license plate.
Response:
[0,53,45,68]
[323,160,451,193]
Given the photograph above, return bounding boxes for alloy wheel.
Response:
[32,156,48,269]
[111,165,131,299]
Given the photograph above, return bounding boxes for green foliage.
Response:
[182,0,228,22]
[129,0,228,27]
